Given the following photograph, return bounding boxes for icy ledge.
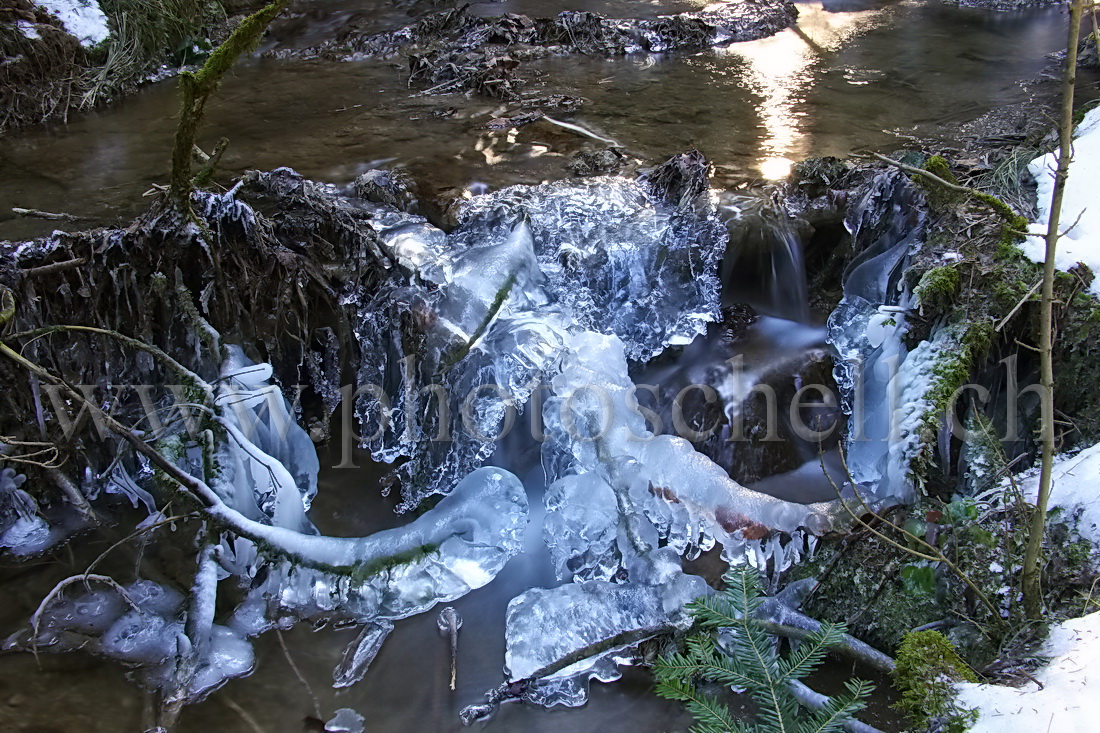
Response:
[8,347,529,703]
[956,611,1100,730]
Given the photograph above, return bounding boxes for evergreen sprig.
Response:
[655,567,873,733]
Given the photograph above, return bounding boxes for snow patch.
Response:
[17,20,41,39]
[1023,107,1100,295]
[957,611,1100,731]
[1010,441,1100,545]
[35,1,110,47]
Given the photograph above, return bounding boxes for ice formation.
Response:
[504,548,708,707]
[8,347,528,705]
[3,162,950,718]
[355,175,726,509]
[12,576,255,700]
[325,708,367,733]
[222,464,529,631]
[0,467,55,555]
[1023,107,1100,295]
[333,621,393,688]
[212,346,320,534]
[827,169,927,502]
[541,330,841,582]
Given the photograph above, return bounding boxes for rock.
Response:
[567,148,626,177]
[353,169,416,212]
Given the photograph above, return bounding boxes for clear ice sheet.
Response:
[504,548,708,707]
[355,176,726,509]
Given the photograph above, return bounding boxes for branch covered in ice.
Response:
[542,330,842,579]
[355,166,727,509]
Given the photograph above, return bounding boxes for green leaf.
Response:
[946,500,979,523]
[967,526,997,548]
[900,563,938,595]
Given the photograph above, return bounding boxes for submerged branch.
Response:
[756,620,895,675]
[787,680,885,733]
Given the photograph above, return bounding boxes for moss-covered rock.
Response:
[893,630,978,733]
[914,265,960,313]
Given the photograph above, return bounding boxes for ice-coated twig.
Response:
[157,538,218,729]
[30,574,140,658]
[460,625,672,725]
[437,607,462,691]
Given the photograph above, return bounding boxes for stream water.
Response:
[0,1,1080,242]
[0,1,1094,731]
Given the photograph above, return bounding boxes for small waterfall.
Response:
[720,193,810,323]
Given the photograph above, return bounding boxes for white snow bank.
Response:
[1012,441,1100,545]
[1023,107,1100,295]
[35,1,110,47]
[956,611,1100,731]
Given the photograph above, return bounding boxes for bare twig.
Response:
[1022,0,1086,620]
[11,208,84,222]
[995,279,1043,332]
[276,629,322,720]
[19,258,88,279]
[222,697,267,733]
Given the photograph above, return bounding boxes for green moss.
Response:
[971,190,1027,231]
[914,265,961,312]
[924,321,995,419]
[350,543,440,581]
[995,236,1023,261]
[924,155,958,185]
[916,156,964,209]
[171,0,290,207]
[893,630,978,733]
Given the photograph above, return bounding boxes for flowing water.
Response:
[0,0,1094,730]
[0,1,1081,242]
